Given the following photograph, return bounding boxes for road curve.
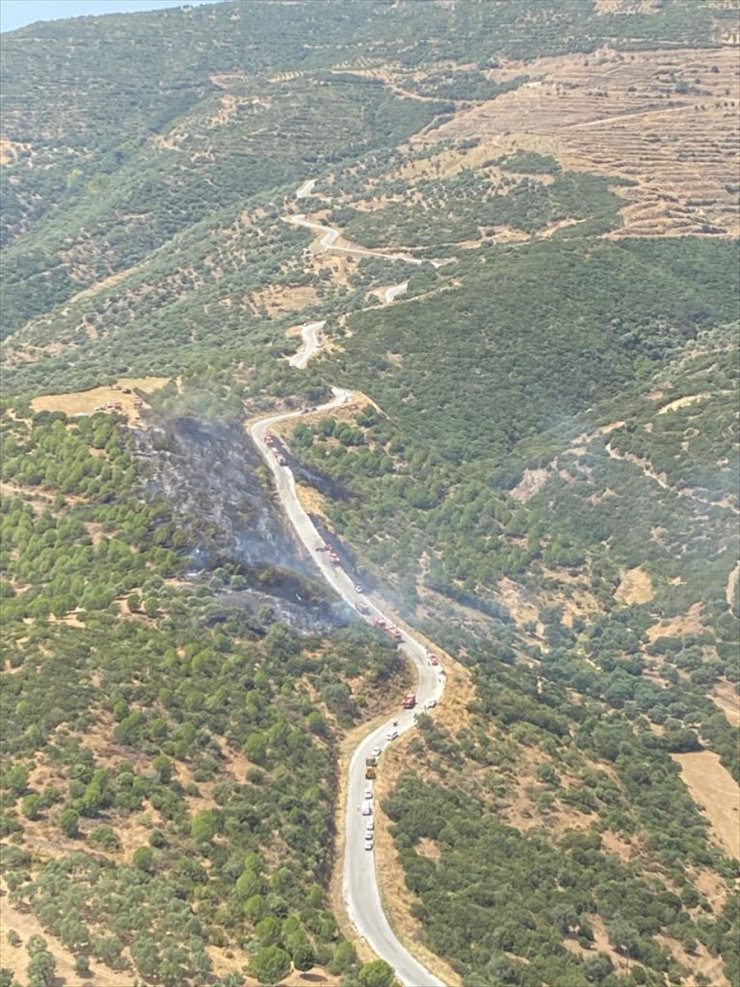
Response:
[296,178,317,200]
[249,391,446,987]
[286,213,424,267]
[288,320,326,369]
[384,281,408,304]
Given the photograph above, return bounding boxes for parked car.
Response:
[361,803,372,816]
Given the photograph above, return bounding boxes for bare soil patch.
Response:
[250,282,318,317]
[692,866,732,914]
[64,262,145,307]
[537,569,603,629]
[614,565,654,605]
[306,250,358,287]
[1,881,132,987]
[711,679,740,727]
[2,338,79,368]
[415,836,442,861]
[600,828,637,863]
[501,748,596,837]
[390,137,505,184]
[496,576,542,635]
[646,602,706,643]
[509,467,551,502]
[563,914,631,975]
[31,377,169,426]
[657,392,712,415]
[656,933,730,987]
[672,751,740,859]
[0,480,59,513]
[0,138,32,164]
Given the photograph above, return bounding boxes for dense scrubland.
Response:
[1,410,407,986]
[1,1,738,986]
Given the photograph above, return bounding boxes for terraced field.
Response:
[420,47,739,237]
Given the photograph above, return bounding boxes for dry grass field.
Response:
[30,377,169,425]
[672,751,740,860]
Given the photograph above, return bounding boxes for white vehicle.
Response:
[425,698,437,709]
[361,803,372,816]
[364,840,373,851]
[386,728,399,741]
[354,584,364,593]
[364,789,373,800]
[365,820,375,831]
[371,746,383,758]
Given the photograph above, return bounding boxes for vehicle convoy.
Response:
[401,693,417,709]
[251,289,446,986]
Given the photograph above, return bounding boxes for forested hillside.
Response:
[1,2,738,986]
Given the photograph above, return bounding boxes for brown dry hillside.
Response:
[415,47,740,238]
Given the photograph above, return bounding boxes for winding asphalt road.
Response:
[250,182,450,986]
[250,392,445,987]
[286,212,424,266]
[287,320,326,369]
